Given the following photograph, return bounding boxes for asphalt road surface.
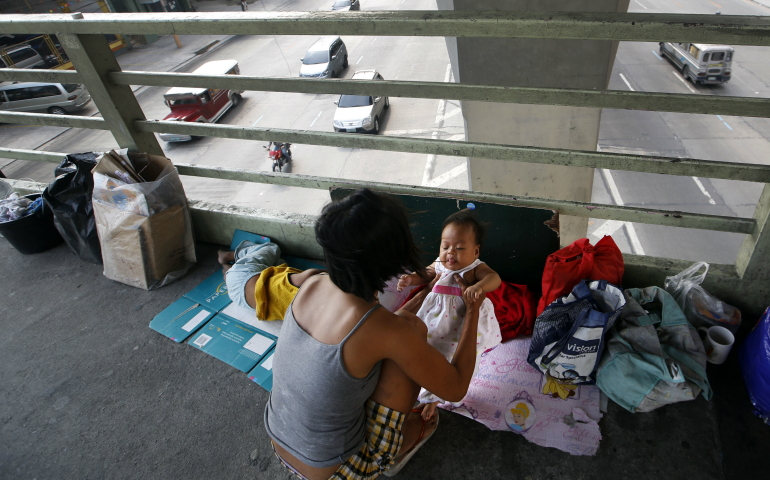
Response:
[1,0,769,266]
[591,0,770,264]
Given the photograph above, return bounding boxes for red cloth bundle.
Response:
[487,281,537,342]
[536,236,624,315]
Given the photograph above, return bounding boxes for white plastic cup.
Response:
[698,325,735,365]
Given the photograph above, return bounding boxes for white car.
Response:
[333,70,389,134]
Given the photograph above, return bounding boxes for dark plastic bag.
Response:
[43,152,102,264]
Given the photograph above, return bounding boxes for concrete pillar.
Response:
[438,0,630,246]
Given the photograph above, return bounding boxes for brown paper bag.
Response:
[92,150,196,290]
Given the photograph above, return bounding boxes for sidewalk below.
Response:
[0,238,768,479]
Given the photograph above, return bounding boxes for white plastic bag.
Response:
[664,262,741,334]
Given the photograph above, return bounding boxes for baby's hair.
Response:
[442,208,486,246]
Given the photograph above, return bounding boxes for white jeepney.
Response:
[659,42,734,85]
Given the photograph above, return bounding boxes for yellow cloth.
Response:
[254,264,302,321]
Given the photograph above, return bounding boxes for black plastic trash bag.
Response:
[43,152,103,264]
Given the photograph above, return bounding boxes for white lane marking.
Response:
[356,56,364,64]
[589,220,625,240]
[401,0,406,3]
[692,177,717,205]
[723,122,733,130]
[619,73,634,91]
[672,70,697,93]
[372,37,377,44]
[309,110,322,127]
[437,108,462,122]
[422,64,454,186]
[652,50,662,60]
[600,164,646,255]
[252,115,264,127]
[426,164,467,188]
[716,115,724,121]
[634,0,648,9]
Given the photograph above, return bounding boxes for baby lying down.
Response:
[219,240,323,321]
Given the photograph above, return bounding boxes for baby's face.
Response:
[439,223,480,271]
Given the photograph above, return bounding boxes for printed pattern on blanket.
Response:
[438,336,603,456]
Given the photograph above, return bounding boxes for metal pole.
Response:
[58,17,164,156]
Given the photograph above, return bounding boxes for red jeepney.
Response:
[159,60,243,142]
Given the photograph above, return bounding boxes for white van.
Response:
[659,42,734,84]
[0,82,92,114]
[0,45,47,69]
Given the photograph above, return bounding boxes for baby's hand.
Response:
[397,274,413,292]
[464,284,483,305]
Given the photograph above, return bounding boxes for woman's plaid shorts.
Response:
[274,399,406,480]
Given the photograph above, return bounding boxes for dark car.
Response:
[331,0,359,11]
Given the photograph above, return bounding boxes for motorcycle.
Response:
[264,142,292,172]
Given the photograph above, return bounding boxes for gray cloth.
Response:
[596,287,711,413]
[264,298,382,467]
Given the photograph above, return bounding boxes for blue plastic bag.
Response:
[740,306,770,423]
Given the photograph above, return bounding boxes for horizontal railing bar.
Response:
[0,68,81,84]
[2,112,768,183]
[0,145,754,233]
[1,12,769,45]
[173,163,756,234]
[0,147,66,164]
[136,120,770,183]
[0,111,109,130]
[111,71,770,119]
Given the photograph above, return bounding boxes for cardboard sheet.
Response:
[150,229,323,390]
[188,313,276,373]
[149,298,216,343]
[248,346,277,391]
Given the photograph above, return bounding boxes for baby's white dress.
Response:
[416,258,502,404]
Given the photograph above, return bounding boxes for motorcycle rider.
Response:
[267,141,292,162]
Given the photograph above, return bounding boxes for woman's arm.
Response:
[463,263,501,304]
[376,274,482,402]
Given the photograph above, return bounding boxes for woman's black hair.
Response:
[315,188,425,302]
[442,208,486,246]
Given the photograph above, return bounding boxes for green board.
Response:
[330,189,560,292]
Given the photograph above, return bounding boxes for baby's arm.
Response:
[463,263,501,303]
[396,263,436,292]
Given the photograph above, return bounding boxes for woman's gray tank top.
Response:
[264,294,382,468]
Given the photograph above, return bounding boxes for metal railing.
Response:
[1,11,770,315]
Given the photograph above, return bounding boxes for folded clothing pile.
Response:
[0,194,43,223]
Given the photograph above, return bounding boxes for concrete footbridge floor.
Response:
[0,240,767,479]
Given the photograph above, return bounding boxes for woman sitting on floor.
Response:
[264,188,485,480]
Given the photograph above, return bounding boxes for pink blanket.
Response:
[438,336,603,456]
